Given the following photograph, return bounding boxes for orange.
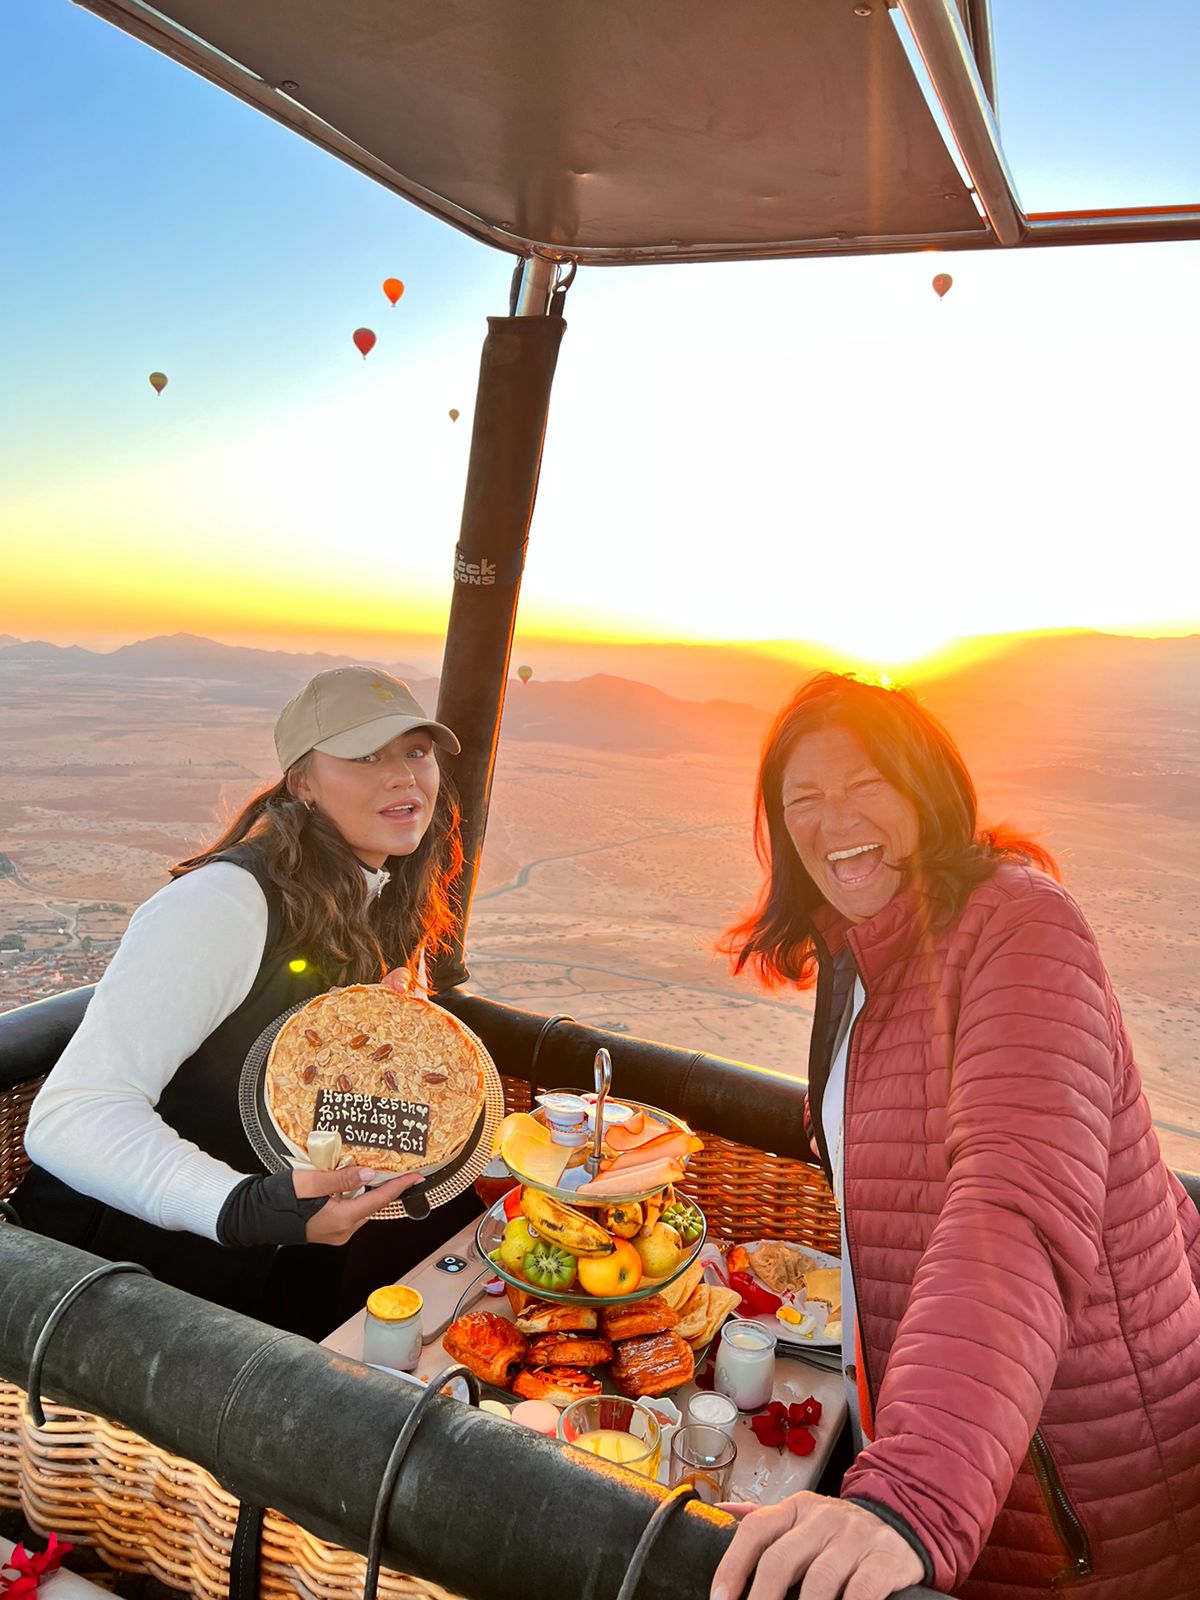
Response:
[366,1285,423,1321]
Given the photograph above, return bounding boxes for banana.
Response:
[521,1188,615,1257]
[639,1188,666,1238]
[599,1201,644,1239]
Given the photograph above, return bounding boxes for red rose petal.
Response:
[786,1426,817,1456]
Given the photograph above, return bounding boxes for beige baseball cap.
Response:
[274,667,460,772]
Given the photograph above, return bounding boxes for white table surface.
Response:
[322,1214,848,1503]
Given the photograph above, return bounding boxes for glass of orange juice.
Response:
[557,1395,662,1478]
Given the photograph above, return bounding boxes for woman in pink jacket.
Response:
[712,674,1200,1600]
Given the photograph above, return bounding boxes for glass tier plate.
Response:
[501,1094,701,1205]
[475,1193,707,1307]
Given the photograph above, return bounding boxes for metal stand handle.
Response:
[363,1362,481,1600]
[527,1012,576,1105]
[615,1484,700,1600]
[26,1261,152,1427]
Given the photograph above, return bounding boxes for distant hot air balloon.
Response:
[352,328,377,359]
[517,665,533,686]
[448,408,460,422]
[932,273,953,300]
[148,371,168,396]
[382,278,404,307]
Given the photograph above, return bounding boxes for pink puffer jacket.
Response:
[813,864,1200,1598]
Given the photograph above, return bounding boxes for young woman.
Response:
[712,673,1200,1600]
[19,666,476,1337]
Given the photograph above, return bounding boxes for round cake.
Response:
[264,985,487,1175]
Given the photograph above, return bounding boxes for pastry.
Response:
[610,1331,695,1398]
[265,985,486,1175]
[657,1259,705,1312]
[599,1295,678,1342]
[524,1333,613,1368]
[746,1241,820,1296]
[675,1283,741,1348]
[443,1312,527,1389]
[514,1300,599,1335]
[511,1366,604,1406]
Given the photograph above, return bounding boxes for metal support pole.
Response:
[894,0,1022,244]
[432,258,568,989]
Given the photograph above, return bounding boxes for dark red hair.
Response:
[720,672,1058,990]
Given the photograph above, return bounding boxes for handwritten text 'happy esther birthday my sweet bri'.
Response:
[314,1089,431,1157]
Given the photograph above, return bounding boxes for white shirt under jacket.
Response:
[23,860,394,1244]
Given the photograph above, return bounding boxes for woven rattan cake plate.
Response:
[239,994,503,1220]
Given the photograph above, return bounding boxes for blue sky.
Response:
[2,2,1198,661]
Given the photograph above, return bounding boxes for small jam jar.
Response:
[363,1285,423,1372]
[713,1319,778,1411]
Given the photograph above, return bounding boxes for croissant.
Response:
[443,1312,528,1390]
[511,1366,604,1406]
[515,1300,599,1335]
[524,1333,614,1369]
[610,1331,695,1398]
[600,1295,679,1342]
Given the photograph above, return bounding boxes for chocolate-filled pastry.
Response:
[515,1300,599,1335]
[443,1312,527,1389]
[524,1333,614,1369]
[511,1366,604,1406]
[610,1331,695,1398]
[600,1294,679,1342]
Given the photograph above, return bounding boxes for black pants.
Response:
[15,1165,483,1341]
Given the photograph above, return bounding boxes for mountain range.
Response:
[1,628,1197,755]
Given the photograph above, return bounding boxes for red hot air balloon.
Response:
[932,273,953,300]
[382,278,404,306]
[353,328,377,359]
[148,371,168,395]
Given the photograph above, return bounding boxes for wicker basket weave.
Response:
[0,1385,461,1600]
[1,1076,42,1202]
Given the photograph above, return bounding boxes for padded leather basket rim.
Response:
[238,998,504,1219]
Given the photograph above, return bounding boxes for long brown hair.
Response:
[172,756,463,986]
[721,672,1058,990]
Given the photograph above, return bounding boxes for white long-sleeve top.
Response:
[23,860,393,1244]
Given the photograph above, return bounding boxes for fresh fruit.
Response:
[641,1190,666,1235]
[502,1185,525,1221]
[634,1221,686,1280]
[600,1201,644,1239]
[498,1218,539,1275]
[522,1239,578,1292]
[521,1188,615,1258]
[495,1113,573,1187]
[577,1237,643,1296]
[661,1201,703,1245]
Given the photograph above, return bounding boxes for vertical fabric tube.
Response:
[433,311,567,987]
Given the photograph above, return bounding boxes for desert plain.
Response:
[1,631,1197,1174]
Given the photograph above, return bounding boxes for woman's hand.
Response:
[710,1493,923,1600]
[295,1166,423,1245]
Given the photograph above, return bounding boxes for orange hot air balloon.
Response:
[517,665,533,686]
[382,278,404,306]
[148,371,168,396]
[448,408,460,422]
[932,273,953,300]
[352,328,377,359]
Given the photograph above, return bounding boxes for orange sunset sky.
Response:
[3,4,1199,674]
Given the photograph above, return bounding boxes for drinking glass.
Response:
[668,1423,738,1504]
[557,1395,662,1478]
